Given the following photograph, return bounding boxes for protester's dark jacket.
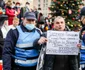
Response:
[80,26,85,40]
[79,26,85,65]
[2,24,42,70]
[43,27,78,70]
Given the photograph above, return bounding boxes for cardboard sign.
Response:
[46,31,79,55]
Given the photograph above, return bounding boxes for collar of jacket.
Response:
[20,23,35,32]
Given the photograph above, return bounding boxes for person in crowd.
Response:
[37,13,45,30]
[2,12,47,70]
[78,6,85,70]
[1,15,9,39]
[1,16,19,39]
[39,16,79,70]
[44,17,52,32]
[5,1,16,25]
[33,7,39,20]
[13,2,21,22]
[12,1,16,8]
[9,17,19,29]
[0,14,6,59]
[0,29,4,59]
[0,0,5,9]
[0,7,3,15]
[20,2,30,22]
[38,13,45,24]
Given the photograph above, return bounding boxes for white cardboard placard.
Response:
[46,31,79,55]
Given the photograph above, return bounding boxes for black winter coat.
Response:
[0,29,4,59]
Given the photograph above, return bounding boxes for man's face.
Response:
[4,20,8,26]
[25,4,30,8]
[13,20,19,27]
[16,4,20,7]
[23,18,35,26]
[53,18,65,31]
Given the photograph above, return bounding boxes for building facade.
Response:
[33,0,51,17]
[5,0,33,8]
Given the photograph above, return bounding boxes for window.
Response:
[38,4,40,7]
[38,0,40,2]
[44,0,45,3]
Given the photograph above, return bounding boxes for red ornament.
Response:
[53,0,56,2]
[78,9,80,13]
[72,18,75,20]
[58,2,60,4]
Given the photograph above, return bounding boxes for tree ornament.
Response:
[63,1,65,4]
[71,25,73,27]
[64,4,66,7]
[62,13,64,15]
[45,26,48,31]
[66,2,68,4]
[60,4,63,7]
[67,22,70,24]
[68,9,72,14]
[51,6,54,8]
[58,2,60,4]
[72,18,75,20]
[78,24,80,27]
[66,7,68,9]
[77,2,79,4]
[72,4,75,6]
[74,24,77,27]
[53,0,56,2]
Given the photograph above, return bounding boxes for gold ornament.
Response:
[45,26,48,31]
[72,4,75,6]
[51,6,54,8]
[62,13,64,15]
[71,25,73,27]
[67,22,70,24]
[61,4,63,7]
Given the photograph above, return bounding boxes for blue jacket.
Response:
[2,24,42,70]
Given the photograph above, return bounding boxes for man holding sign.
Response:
[42,16,79,70]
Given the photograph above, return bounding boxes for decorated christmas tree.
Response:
[49,0,84,30]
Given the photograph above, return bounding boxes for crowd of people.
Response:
[0,0,85,70]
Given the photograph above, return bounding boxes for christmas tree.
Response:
[49,0,84,30]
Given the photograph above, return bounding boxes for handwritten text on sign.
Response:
[46,31,79,55]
